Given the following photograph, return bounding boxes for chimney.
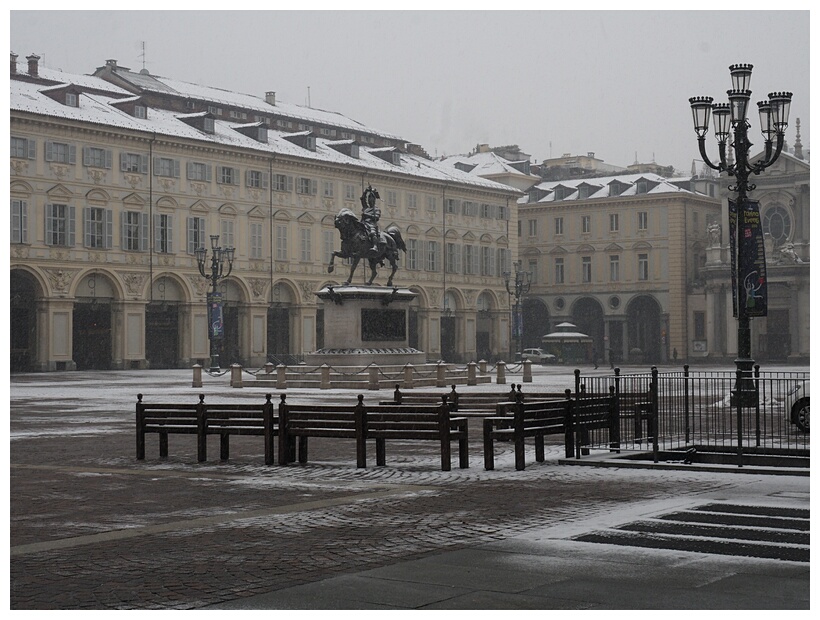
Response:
[11,52,17,74]
[265,91,276,106]
[27,54,40,77]
[106,59,118,70]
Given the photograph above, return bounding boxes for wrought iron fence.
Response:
[574,366,809,460]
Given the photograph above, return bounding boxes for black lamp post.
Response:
[503,260,532,363]
[195,234,235,372]
[689,64,792,405]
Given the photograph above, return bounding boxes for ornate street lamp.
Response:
[689,64,792,405]
[195,234,235,372]
[503,260,532,363]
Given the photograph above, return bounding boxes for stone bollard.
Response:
[320,364,331,389]
[276,364,287,389]
[192,364,203,388]
[496,361,506,384]
[479,359,487,374]
[230,363,243,388]
[523,359,533,383]
[368,365,379,390]
[403,364,415,389]
[264,362,274,375]
[467,361,477,386]
[436,361,447,387]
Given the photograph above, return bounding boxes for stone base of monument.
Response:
[304,285,427,367]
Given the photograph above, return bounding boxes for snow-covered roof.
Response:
[518,172,695,204]
[440,151,539,180]
[12,60,131,95]
[10,77,516,194]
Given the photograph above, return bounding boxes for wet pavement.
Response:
[9,368,811,610]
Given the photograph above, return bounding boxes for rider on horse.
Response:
[360,184,381,254]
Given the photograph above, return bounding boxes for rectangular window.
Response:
[187,162,211,181]
[582,215,591,234]
[154,157,179,178]
[481,246,495,276]
[554,257,564,284]
[65,93,78,107]
[300,228,312,262]
[610,213,619,232]
[528,219,537,237]
[121,152,148,174]
[426,196,437,212]
[323,180,334,198]
[609,255,620,282]
[445,198,459,214]
[638,211,648,231]
[218,166,238,185]
[497,248,512,276]
[11,200,28,243]
[134,105,147,119]
[344,184,357,201]
[386,190,398,207]
[463,245,478,275]
[45,141,76,164]
[187,216,206,254]
[154,214,173,254]
[528,259,538,285]
[480,203,495,219]
[45,204,75,247]
[638,253,649,281]
[122,211,148,251]
[220,220,235,248]
[425,240,440,272]
[406,239,418,270]
[297,177,316,195]
[694,311,706,340]
[406,193,417,210]
[274,174,293,192]
[462,201,478,217]
[446,243,461,274]
[582,256,592,283]
[322,230,335,264]
[245,170,269,189]
[276,224,288,260]
[84,207,113,249]
[83,146,111,169]
[554,217,564,235]
[250,222,263,259]
[11,136,36,159]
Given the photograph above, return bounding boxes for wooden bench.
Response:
[136,393,276,464]
[571,389,620,458]
[277,395,470,471]
[483,391,574,471]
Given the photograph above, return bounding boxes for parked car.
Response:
[785,380,809,433]
[521,348,557,364]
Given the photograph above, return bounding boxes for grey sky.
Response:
[9,10,811,173]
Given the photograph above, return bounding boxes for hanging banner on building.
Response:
[207,292,224,339]
[737,199,767,318]
[730,199,768,318]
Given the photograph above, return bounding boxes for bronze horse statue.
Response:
[328,208,406,286]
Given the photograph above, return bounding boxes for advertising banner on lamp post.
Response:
[207,292,224,339]
[729,199,768,318]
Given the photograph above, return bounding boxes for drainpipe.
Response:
[148,132,156,301]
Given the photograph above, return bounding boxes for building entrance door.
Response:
[73,302,112,370]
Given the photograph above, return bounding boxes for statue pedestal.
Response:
[305,285,426,367]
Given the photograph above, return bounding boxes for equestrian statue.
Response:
[327,184,406,286]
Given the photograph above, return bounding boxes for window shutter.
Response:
[120,152,128,171]
[187,217,195,254]
[11,200,21,243]
[67,206,76,246]
[287,176,293,192]
[261,172,269,189]
[153,156,161,176]
[45,141,54,162]
[154,214,162,250]
[20,201,28,243]
[83,207,92,247]
[140,213,149,252]
[105,209,113,249]
[141,154,149,174]
[166,216,174,254]
[187,162,194,179]
[311,179,318,195]
[173,160,180,178]
[68,145,76,165]
[121,212,128,250]
[245,170,251,186]
[27,138,36,160]
[45,204,54,245]
[82,147,90,166]
[233,168,239,185]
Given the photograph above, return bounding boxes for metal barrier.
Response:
[575,366,810,462]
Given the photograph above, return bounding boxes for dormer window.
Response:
[609,181,627,197]
[134,105,147,119]
[65,92,78,107]
[203,117,215,133]
[455,162,477,173]
[178,112,215,134]
[283,132,316,152]
[233,123,268,143]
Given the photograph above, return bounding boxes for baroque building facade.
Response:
[10,54,520,371]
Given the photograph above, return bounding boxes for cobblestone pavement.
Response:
[9,370,810,610]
